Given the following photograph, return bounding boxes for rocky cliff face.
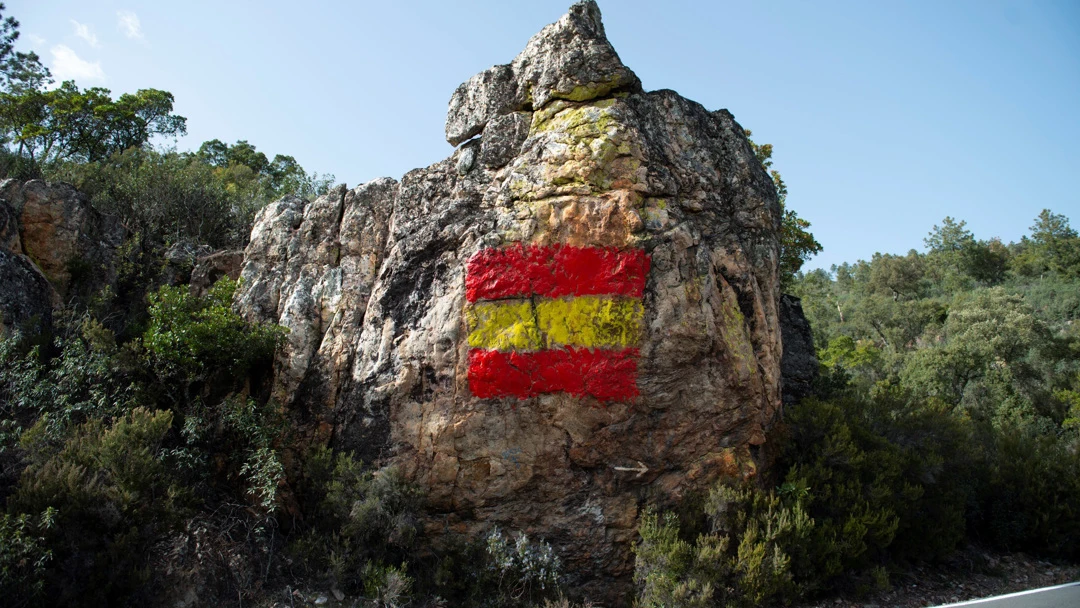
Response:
[237,1,783,599]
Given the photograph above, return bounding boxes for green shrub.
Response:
[0,318,137,454]
[0,508,55,607]
[484,527,562,605]
[289,451,423,594]
[634,510,718,608]
[705,482,813,606]
[780,395,975,587]
[143,277,285,385]
[361,561,413,608]
[634,480,814,608]
[15,407,175,521]
[975,426,1080,557]
[12,408,177,605]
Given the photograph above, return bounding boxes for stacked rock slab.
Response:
[236,1,782,601]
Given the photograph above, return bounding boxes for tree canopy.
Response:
[0,4,186,164]
[1,81,187,163]
[0,4,331,248]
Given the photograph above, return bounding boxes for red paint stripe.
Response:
[466,245,650,302]
[468,347,640,401]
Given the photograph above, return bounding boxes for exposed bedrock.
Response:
[237,1,788,601]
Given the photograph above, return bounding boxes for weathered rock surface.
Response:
[237,179,398,423]
[445,0,641,146]
[0,247,56,338]
[190,250,244,297]
[160,241,214,287]
[0,179,123,300]
[0,198,20,254]
[780,293,818,405]
[238,2,782,602]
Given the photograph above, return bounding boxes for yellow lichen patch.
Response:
[466,300,542,351]
[715,278,758,377]
[557,75,626,103]
[537,296,643,349]
[512,98,648,203]
[531,98,616,133]
[531,99,618,137]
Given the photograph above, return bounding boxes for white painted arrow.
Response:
[612,460,649,478]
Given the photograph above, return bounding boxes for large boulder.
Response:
[237,1,782,601]
[0,194,58,338]
[0,179,123,301]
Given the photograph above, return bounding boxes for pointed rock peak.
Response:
[445,0,640,146]
[514,1,640,107]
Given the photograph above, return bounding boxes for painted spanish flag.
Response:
[465,244,649,401]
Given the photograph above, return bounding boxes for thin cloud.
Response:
[50,44,106,83]
[70,20,100,48]
[27,33,46,47]
[117,10,144,41]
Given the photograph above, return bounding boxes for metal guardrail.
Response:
[930,581,1080,608]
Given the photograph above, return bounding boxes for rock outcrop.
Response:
[0,245,56,338]
[190,250,244,297]
[0,179,123,301]
[780,294,818,405]
[1,183,86,336]
[237,1,783,600]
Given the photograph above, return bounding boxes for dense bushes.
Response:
[0,508,54,606]
[47,149,245,248]
[0,277,287,606]
[14,409,177,604]
[0,274,583,607]
[634,390,1080,606]
[634,484,813,608]
[288,449,423,597]
[286,446,570,607]
[45,146,323,249]
[143,278,285,384]
[633,395,958,606]
[5,143,332,252]
[977,428,1080,555]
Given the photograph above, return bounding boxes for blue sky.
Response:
[9,1,1079,270]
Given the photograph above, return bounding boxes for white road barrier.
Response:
[931,581,1080,608]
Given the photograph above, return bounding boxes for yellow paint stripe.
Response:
[466,300,542,350]
[467,296,643,350]
[537,296,644,348]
